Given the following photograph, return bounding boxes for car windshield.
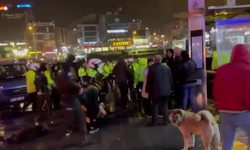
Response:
[0,64,27,79]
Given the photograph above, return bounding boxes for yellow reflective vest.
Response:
[44,70,54,84]
[26,70,36,93]
[78,67,87,77]
[87,68,97,78]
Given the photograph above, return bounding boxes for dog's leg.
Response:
[182,134,191,150]
[201,135,212,150]
[189,134,195,148]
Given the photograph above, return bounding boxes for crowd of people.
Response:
[22,44,250,149]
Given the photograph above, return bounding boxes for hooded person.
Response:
[134,58,147,114]
[213,44,250,150]
[113,56,133,109]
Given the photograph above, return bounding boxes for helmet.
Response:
[29,63,40,71]
[127,58,134,62]
[88,58,102,69]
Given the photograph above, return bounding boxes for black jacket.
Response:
[113,58,132,82]
[180,59,197,84]
[56,64,81,96]
[146,63,173,98]
[80,84,100,110]
[34,71,49,93]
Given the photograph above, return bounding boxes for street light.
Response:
[153,32,156,35]
[133,31,136,34]
[28,25,37,60]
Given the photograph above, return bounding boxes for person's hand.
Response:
[37,90,42,95]
[79,88,84,95]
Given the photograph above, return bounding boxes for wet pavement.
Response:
[0,110,206,150]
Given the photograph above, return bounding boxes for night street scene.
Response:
[0,0,250,149]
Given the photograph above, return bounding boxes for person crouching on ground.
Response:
[213,44,250,150]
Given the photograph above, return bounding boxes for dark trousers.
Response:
[174,82,182,109]
[37,93,52,114]
[23,92,37,112]
[55,95,87,140]
[51,88,61,110]
[152,96,169,124]
[142,98,152,116]
[117,81,128,109]
[86,105,99,130]
[136,82,143,112]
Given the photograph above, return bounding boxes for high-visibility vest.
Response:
[44,70,54,84]
[78,67,87,77]
[87,68,97,78]
[26,70,36,93]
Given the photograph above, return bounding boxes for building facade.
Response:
[56,27,69,45]
[77,24,100,44]
[27,21,56,58]
[99,12,132,49]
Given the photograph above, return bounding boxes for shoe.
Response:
[158,115,163,118]
[146,115,152,118]
[89,127,99,134]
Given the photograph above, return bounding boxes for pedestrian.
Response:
[172,47,183,109]
[179,51,197,112]
[51,54,92,149]
[141,58,154,118]
[213,44,250,150]
[113,56,133,110]
[146,55,173,126]
[35,63,52,115]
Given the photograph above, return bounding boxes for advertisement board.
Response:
[216,17,250,66]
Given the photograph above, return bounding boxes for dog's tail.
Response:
[197,110,215,124]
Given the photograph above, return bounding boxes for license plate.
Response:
[10,97,25,102]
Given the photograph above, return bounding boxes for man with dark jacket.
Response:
[146,55,173,126]
[52,54,91,148]
[113,57,133,109]
[35,63,52,115]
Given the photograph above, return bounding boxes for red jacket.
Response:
[213,44,250,111]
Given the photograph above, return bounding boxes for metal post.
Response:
[32,31,37,60]
[188,0,207,107]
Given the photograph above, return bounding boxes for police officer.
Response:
[134,58,147,114]
[80,73,106,134]
[78,59,89,86]
[23,63,40,112]
[54,54,91,148]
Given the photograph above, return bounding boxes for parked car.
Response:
[0,60,27,109]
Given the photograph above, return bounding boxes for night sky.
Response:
[2,0,250,30]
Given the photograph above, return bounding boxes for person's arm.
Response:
[167,66,174,92]
[146,67,152,94]
[243,69,250,110]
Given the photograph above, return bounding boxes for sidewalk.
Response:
[208,99,249,150]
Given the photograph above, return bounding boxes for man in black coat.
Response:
[146,55,173,126]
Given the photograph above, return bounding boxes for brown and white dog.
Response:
[169,109,220,150]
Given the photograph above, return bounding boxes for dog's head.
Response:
[169,109,184,126]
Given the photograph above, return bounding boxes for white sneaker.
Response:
[89,127,99,134]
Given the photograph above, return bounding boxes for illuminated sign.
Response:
[2,13,24,19]
[112,41,130,46]
[17,4,31,8]
[0,6,8,11]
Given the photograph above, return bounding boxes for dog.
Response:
[169,109,220,150]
